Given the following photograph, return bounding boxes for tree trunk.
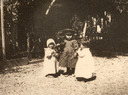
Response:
[1,0,6,60]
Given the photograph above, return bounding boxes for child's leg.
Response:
[67,67,70,73]
[64,67,71,76]
[63,67,69,74]
[63,67,70,76]
[71,68,75,74]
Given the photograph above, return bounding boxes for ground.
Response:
[0,56,128,95]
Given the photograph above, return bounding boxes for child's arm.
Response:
[74,52,78,58]
[44,48,53,59]
[51,50,59,58]
[72,40,79,50]
[52,52,59,58]
[74,48,80,58]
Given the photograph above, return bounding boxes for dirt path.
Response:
[0,56,128,95]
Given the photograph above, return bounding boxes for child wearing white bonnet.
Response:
[43,38,58,77]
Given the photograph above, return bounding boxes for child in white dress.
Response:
[75,41,95,79]
[43,39,58,77]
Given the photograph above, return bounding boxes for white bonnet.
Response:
[47,38,56,47]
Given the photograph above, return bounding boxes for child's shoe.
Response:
[72,74,75,77]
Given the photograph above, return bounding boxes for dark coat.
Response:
[59,39,79,68]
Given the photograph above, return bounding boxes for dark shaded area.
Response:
[0,57,29,72]
[19,0,128,58]
[76,76,97,83]
[90,39,128,58]
[1,0,128,60]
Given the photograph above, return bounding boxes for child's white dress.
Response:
[75,48,95,79]
[43,48,58,76]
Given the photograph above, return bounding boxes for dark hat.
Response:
[65,32,73,36]
[59,28,76,36]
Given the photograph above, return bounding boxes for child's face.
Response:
[66,35,72,40]
[48,43,54,49]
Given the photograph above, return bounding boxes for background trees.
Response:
[0,0,128,59]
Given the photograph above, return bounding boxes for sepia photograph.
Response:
[0,0,128,95]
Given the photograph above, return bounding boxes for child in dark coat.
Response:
[59,29,79,76]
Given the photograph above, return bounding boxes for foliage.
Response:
[0,0,128,59]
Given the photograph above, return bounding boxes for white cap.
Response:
[47,38,56,47]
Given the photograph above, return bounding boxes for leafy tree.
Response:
[1,0,128,59]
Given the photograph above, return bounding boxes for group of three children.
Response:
[43,29,95,80]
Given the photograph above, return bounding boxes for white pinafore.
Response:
[75,48,95,79]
